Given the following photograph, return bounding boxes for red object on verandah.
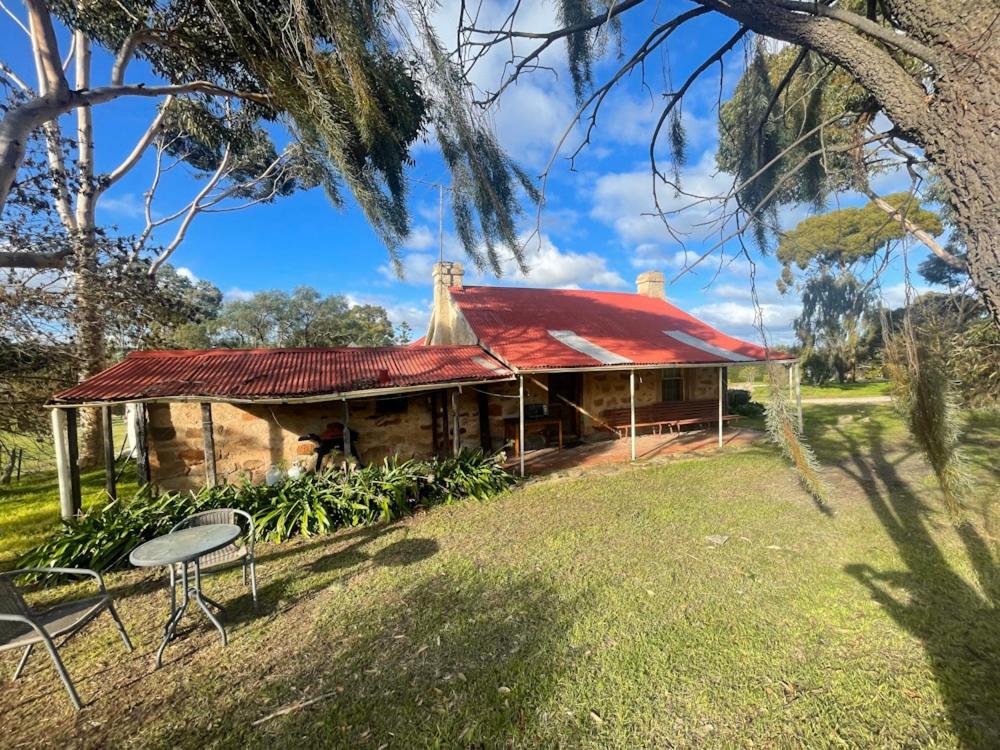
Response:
[448,286,793,369]
[52,346,512,404]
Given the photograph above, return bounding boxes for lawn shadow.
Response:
[132,569,581,749]
[834,418,1000,747]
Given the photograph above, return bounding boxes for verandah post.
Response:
[201,402,217,487]
[342,400,351,462]
[795,362,804,432]
[52,408,79,520]
[451,389,460,456]
[102,405,117,500]
[718,366,724,448]
[629,369,636,461]
[133,403,150,485]
[518,375,525,478]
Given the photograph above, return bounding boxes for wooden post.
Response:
[477,389,491,450]
[518,375,525,478]
[342,400,351,460]
[102,406,117,500]
[629,369,636,461]
[201,403,217,487]
[134,403,150,485]
[451,389,460,456]
[718,367,724,448]
[430,393,440,457]
[52,409,74,519]
[795,362,804,432]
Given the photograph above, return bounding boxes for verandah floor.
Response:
[504,427,762,477]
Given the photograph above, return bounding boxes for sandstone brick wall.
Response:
[147,388,484,492]
[145,367,726,490]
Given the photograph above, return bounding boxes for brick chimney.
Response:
[433,261,464,292]
[427,261,474,345]
[636,271,666,299]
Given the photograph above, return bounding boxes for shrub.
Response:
[19,450,514,577]
[727,389,765,417]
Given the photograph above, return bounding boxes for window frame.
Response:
[661,368,685,403]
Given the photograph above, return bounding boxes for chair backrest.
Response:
[0,578,33,644]
[171,508,255,566]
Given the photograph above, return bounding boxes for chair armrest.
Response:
[0,567,106,593]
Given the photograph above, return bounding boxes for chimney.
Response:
[636,271,666,299]
[433,260,464,292]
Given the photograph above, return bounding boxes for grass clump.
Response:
[18,450,513,577]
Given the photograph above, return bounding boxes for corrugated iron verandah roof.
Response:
[52,346,515,405]
[448,286,796,370]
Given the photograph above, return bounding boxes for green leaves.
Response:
[19,450,514,580]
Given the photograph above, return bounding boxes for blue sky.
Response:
[1,1,941,344]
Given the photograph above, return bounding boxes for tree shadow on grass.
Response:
[135,569,581,749]
[834,419,1000,747]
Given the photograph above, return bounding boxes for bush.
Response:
[727,389,765,417]
[19,450,513,576]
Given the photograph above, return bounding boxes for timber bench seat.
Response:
[602,399,740,438]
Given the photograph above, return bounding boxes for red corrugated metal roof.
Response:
[52,346,513,404]
[450,286,793,369]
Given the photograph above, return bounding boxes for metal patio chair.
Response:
[1,567,133,710]
[169,508,257,607]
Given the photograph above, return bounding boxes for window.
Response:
[661,369,684,402]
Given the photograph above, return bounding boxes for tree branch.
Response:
[148,145,232,274]
[98,96,173,196]
[774,0,938,65]
[863,187,965,269]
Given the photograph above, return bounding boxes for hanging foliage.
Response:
[883,313,971,513]
[763,362,830,508]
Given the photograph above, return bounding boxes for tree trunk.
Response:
[73,235,106,467]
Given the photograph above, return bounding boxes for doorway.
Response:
[547,372,582,439]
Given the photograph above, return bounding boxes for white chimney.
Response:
[636,271,666,299]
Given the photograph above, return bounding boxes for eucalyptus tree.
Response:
[455,1,1000,328]
[1,0,536,460]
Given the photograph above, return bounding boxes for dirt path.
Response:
[799,396,892,405]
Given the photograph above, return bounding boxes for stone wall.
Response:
[145,367,725,489]
[146,387,484,492]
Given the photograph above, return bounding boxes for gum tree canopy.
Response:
[457,0,1000,328]
[0,0,534,272]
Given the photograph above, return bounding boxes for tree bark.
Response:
[699,0,1000,328]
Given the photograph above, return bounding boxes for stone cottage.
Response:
[49,263,798,516]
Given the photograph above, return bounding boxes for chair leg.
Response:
[38,636,82,710]
[249,560,258,608]
[12,644,33,680]
[242,560,247,586]
[106,601,134,652]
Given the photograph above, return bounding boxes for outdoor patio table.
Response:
[129,523,241,668]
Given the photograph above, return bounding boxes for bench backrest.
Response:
[603,399,720,424]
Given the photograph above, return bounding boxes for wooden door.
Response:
[547,372,582,438]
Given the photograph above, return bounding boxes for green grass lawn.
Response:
[1,404,999,748]
[0,463,139,570]
[741,379,892,402]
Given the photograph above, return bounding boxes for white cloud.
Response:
[99,192,144,218]
[223,286,254,302]
[404,225,437,252]
[380,251,438,284]
[175,266,198,282]
[590,150,736,246]
[692,301,800,329]
[466,235,627,290]
[879,282,932,309]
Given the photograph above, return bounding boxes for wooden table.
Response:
[504,417,563,456]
